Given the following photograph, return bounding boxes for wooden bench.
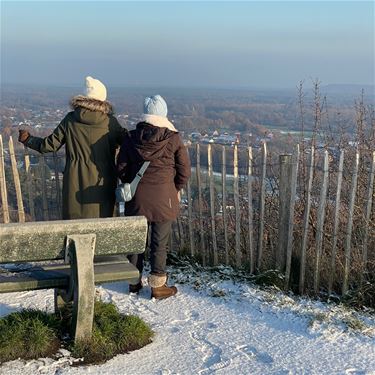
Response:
[0,216,148,342]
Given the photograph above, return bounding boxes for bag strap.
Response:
[130,161,150,193]
[136,161,150,179]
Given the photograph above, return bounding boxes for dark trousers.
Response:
[128,221,172,276]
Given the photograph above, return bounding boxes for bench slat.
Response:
[0,261,140,293]
[0,216,148,263]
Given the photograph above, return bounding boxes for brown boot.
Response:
[148,274,177,300]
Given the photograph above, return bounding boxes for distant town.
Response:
[1,84,373,153]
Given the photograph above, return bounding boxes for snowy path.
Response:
[0,269,374,375]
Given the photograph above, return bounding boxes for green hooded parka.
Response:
[25,96,127,219]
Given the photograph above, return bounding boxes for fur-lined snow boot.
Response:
[129,275,143,294]
[129,281,143,294]
[148,274,177,300]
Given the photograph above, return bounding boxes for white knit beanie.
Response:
[141,94,177,132]
[85,76,107,101]
[144,95,168,117]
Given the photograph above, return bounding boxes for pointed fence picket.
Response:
[186,148,195,257]
[0,135,10,223]
[39,155,49,221]
[361,152,375,279]
[196,143,206,265]
[222,145,229,265]
[313,150,329,294]
[53,152,62,219]
[208,144,218,265]
[8,136,25,223]
[299,146,315,293]
[247,146,254,273]
[342,151,360,295]
[24,148,36,221]
[328,149,344,296]
[278,147,299,289]
[257,141,267,271]
[233,145,241,267]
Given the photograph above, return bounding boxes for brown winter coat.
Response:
[116,122,191,222]
[25,96,127,219]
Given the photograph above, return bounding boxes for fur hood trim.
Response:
[70,95,113,114]
[141,114,177,132]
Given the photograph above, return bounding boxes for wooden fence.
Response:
[0,134,374,297]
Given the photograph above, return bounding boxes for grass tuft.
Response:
[252,270,285,289]
[0,309,61,363]
[341,278,375,309]
[0,300,153,366]
[71,300,154,364]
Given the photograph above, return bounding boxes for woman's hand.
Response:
[18,129,30,144]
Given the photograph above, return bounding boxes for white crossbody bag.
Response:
[115,161,150,202]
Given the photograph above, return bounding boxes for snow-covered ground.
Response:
[0,265,374,375]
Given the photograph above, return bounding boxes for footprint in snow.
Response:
[206,322,217,330]
[189,330,232,374]
[345,369,367,375]
[237,344,273,364]
[128,294,160,317]
[165,310,200,326]
[190,310,200,319]
[158,369,172,375]
[198,354,232,375]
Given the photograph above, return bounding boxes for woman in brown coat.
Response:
[117,95,191,299]
[18,76,126,219]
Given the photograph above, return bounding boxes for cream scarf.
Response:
[141,114,178,132]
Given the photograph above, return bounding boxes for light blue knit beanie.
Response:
[144,95,168,117]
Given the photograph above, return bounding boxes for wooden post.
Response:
[233,145,241,267]
[257,142,267,270]
[299,146,314,294]
[361,151,375,282]
[208,144,218,265]
[328,149,344,295]
[342,151,360,295]
[247,146,254,273]
[313,150,329,294]
[177,217,185,253]
[24,149,35,221]
[53,152,62,219]
[278,154,292,271]
[0,135,10,223]
[222,146,229,265]
[186,149,195,257]
[196,143,205,265]
[39,155,49,221]
[169,223,174,255]
[280,149,299,289]
[8,136,25,223]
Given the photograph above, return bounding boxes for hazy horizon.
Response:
[1,1,374,89]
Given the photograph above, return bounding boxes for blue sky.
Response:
[1,1,374,88]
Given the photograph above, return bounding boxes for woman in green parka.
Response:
[18,76,127,220]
